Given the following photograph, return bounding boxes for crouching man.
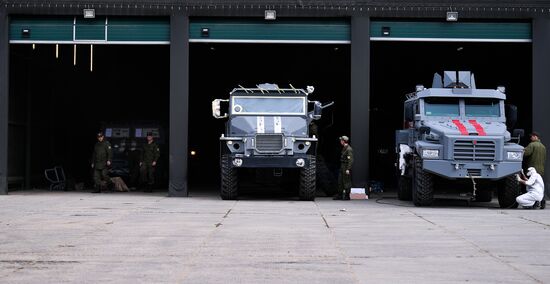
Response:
[517,167,546,209]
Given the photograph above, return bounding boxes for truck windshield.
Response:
[424,98,460,116]
[232,96,305,115]
[465,99,500,117]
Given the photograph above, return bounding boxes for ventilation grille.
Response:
[454,140,496,161]
[255,134,283,153]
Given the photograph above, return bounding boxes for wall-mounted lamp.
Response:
[446,11,458,22]
[265,10,276,20]
[83,9,95,19]
[201,27,210,38]
[381,27,391,36]
[21,28,31,38]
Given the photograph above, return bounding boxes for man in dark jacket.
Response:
[334,135,354,200]
[91,132,113,193]
[140,132,160,192]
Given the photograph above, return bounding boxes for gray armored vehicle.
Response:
[396,71,524,207]
[212,84,327,200]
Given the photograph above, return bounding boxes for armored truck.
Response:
[396,71,524,208]
[212,84,325,200]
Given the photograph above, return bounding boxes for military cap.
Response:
[339,135,349,142]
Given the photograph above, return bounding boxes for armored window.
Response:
[424,98,459,117]
[231,96,306,115]
[465,99,501,117]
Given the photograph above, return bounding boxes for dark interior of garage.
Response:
[8,41,532,194]
[9,42,350,193]
[370,41,532,188]
[189,43,351,192]
[9,44,169,189]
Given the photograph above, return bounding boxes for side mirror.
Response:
[505,104,518,130]
[212,99,227,119]
[513,129,524,138]
[419,126,431,135]
[312,101,322,120]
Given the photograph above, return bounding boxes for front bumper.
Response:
[226,154,312,168]
[423,160,521,180]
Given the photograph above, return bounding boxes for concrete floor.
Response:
[0,189,549,283]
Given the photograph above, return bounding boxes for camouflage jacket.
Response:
[92,141,112,170]
[141,142,160,164]
[524,139,546,176]
[340,145,354,171]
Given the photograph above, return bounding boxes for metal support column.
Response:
[168,13,189,197]
[532,17,550,196]
[350,16,370,189]
[0,7,9,195]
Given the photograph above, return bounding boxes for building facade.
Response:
[1,0,550,196]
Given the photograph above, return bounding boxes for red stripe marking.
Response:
[468,120,487,136]
[452,120,469,135]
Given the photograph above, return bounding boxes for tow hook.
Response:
[469,174,477,200]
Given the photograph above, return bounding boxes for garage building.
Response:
[1,0,549,196]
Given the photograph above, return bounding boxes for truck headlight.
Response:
[422,149,439,159]
[507,151,522,160]
[232,158,243,167]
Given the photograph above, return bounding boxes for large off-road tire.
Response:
[412,157,434,206]
[474,189,493,202]
[497,174,520,208]
[220,154,238,200]
[299,155,316,201]
[316,155,337,196]
[398,175,413,201]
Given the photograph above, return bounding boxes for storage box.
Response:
[350,187,368,200]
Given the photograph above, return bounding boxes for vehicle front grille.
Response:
[255,134,284,153]
[454,140,496,161]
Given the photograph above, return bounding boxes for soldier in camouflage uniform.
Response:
[91,132,113,193]
[140,132,160,192]
[334,135,354,200]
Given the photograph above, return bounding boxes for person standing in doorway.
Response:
[91,131,113,193]
[334,135,354,200]
[140,132,160,192]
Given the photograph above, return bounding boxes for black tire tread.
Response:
[220,154,238,200]
[497,174,520,208]
[398,176,413,201]
[413,157,434,206]
[299,155,316,201]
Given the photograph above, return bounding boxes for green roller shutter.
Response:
[107,18,170,43]
[10,17,73,42]
[189,18,350,43]
[370,21,531,42]
[10,16,169,44]
[75,17,106,41]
